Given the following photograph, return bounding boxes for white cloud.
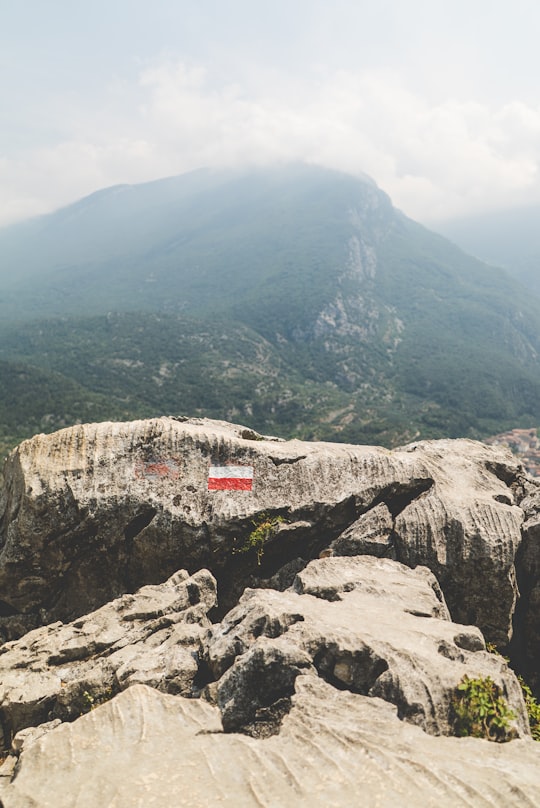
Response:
[3,58,540,227]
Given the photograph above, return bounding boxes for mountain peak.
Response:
[1,163,540,450]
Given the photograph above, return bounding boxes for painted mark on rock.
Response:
[208,464,254,491]
[135,458,180,480]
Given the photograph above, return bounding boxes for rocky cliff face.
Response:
[0,417,530,642]
[0,417,540,805]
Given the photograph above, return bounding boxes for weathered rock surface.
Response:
[390,441,529,648]
[3,416,540,804]
[0,417,534,655]
[0,567,215,743]
[1,681,540,808]
[204,556,528,738]
[511,485,540,691]
[329,500,395,557]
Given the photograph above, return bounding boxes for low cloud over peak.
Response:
[3,2,540,227]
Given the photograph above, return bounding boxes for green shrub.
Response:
[486,642,540,741]
[237,513,286,565]
[451,675,516,742]
[518,677,540,741]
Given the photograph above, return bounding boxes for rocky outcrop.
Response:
[203,556,528,739]
[6,555,523,749]
[0,418,533,650]
[0,568,215,743]
[0,556,538,806]
[1,417,540,804]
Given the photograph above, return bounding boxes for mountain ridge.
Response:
[2,162,540,452]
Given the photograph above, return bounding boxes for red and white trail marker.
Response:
[208,464,254,491]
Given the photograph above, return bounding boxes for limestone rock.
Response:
[0,418,529,652]
[293,551,449,616]
[204,556,528,738]
[1,681,540,807]
[392,441,526,648]
[330,501,395,557]
[1,418,540,805]
[509,484,540,690]
[0,568,216,743]
[11,720,61,755]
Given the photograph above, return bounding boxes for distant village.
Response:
[486,428,540,477]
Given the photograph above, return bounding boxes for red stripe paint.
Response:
[208,477,253,491]
[135,458,179,480]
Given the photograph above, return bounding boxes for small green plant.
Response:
[518,676,540,741]
[486,642,540,741]
[81,690,95,712]
[451,675,516,742]
[485,642,510,662]
[237,513,286,565]
[78,686,115,716]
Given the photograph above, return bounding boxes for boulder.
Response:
[0,568,215,743]
[329,501,395,557]
[391,441,526,648]
[1,681,540,807]
[0,418,532,654]
[203,556,528,738]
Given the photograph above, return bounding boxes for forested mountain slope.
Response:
[1,163,540,453]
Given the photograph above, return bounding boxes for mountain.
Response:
[434,204,540,295]
[0,164,388,323]
[2,163,540,452]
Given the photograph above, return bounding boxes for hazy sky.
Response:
[3,0,540,227]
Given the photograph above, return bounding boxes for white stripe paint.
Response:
[208,465,254,479]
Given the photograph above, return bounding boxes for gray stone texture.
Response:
[204,556,528,738]
[1,681,540,808]
[0,418,533,651]
[0,567,215,742]
[0,418,540,804]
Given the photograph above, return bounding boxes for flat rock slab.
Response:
[0,417,532,649]
[1,681,540,808]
